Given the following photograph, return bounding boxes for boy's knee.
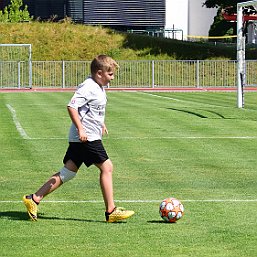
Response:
[97,159,113,173]
[105,160,113,173]
[59,167,77,183]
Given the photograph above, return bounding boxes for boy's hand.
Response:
[102,124,108,136]
[79,130,88,142]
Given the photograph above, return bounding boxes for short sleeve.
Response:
[67,83,89,110]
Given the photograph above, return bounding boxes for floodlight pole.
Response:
[237,3,245,108]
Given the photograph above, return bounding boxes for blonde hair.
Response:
[90,55,119,75]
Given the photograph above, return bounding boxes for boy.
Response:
[23,55,134,222]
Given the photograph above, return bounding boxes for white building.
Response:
[165,0,218,40]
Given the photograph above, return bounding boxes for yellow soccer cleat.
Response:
[105,207,135,223]
[22,195,38,221]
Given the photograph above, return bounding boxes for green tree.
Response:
[203,0,247,39]
[208,9,235,38]
[203,0,246,9]
[0,0,32,23]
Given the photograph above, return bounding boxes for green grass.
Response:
[1,22,257,60]
[1,91,257,256]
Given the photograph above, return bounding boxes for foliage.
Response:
[0,22,256,61]
[208,9,236,39]
[0,0,32,23]
[203,0,256,38]
[203,0,248,9]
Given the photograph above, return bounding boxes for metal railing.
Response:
[0,60,256,89]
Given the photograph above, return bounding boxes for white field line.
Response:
[143,92,184,102]
[108,136,257,139]
[25,136,257,140]
[141,92,232,108]
[2,199,257,203]
[6,104,30,140]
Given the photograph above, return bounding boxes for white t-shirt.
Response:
[67,77,107,142]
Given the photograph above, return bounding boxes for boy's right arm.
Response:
[67,106,88,142]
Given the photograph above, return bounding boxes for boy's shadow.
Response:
[0,211,122,223]
[0,212,173,224]
[0,211,28,220]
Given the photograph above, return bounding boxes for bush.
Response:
[0,0,32,23]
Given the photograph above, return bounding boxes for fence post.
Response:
[152,60,155,88]
[29,44,32,89]
[62,60,65,88]
[18,61,21,89]
[196,60,200,88]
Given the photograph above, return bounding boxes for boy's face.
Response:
[95,70,115,86]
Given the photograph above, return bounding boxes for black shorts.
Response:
[63,141,109,168]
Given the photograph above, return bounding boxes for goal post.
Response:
[0,44,32,88]
[237,1,257,108]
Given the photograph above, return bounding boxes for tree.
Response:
[208,9,235,38]
[202,0,247,39]
[203,0,247,9]
[0,0,32,23]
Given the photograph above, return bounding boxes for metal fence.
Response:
[0,60,256,89]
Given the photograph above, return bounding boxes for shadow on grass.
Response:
[38,214,106,223]
[148,220,177,224]
[167,107,226,119]
[0,212,175,224]
[0,211,126,223]
[0,211,29,220]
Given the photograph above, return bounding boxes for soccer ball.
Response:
[159,197,184,223]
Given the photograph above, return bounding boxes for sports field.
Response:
[1,91,257,257]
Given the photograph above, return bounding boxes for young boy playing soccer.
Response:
[23,54,134,222]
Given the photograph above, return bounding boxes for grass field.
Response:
[1,91,257,256]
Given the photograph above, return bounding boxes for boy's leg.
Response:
[32,172,63,202]
[95,159,135,222]
[95,159,115,213]
[23,160,78,221]
[33,160,78,202]
[22,172,63,221]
